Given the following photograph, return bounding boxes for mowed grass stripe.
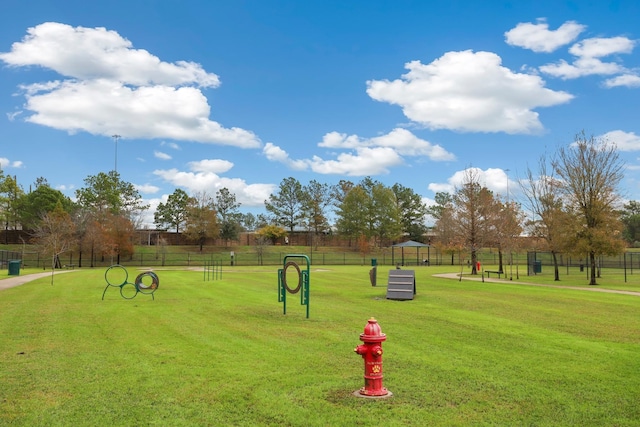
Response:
[1,266,639,426]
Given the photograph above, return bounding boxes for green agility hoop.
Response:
[278,254,310,318]
[102,265,159,300]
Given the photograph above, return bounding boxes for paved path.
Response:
[0,270,78,291]
[433,273,640,297]
[3,270,639,297]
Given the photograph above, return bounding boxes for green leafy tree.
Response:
[371,182,402,247]
[265,177,305,234]
[75,171,148,218]
[216,188,242,246]
[392,183,428,242]
[241,213,257,231]
[301,180,334,247]
[331,179,354,207]
[427,192,453,222]
[17,184,75,230]
[75,171,146,260]
[154,188,190,233]
[553,131,626,285]
[0,172,24,241]
[335,185,369,246]
[256,213,270,229]
[620,201,640,245]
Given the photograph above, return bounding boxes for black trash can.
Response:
[533,260,542,274]
[8,260,21,276]
[371,258,377,267]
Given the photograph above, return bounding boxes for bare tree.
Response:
[489,196,524,276]
[520,154,569,281]
[552,131,626,285]
[429,192,458,265]
[184,191,218,252]
[32,204,76,285]
[451,169,495,275]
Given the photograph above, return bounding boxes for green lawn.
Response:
[1,265,639,426]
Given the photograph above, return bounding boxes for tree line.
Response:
[428,132,628,285]
[0,132,635,284]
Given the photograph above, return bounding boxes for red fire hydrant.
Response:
[354,317,391,397]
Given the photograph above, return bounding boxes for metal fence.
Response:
[8,248,438,269]
[5,247,640,270]
[0,250,21,268]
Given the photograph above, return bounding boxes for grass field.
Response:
[1,265,640,426]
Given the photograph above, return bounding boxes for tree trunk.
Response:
[471,250,478,275]
[589,251,597,285]
[498,250,503,273]
[552,251,560,281]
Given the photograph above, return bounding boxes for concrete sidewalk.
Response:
[433,272,640,297]
[0,270,78,291]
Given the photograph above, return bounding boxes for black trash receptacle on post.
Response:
[371,258,377,267]
[533,260,542,274]
[8,260,21,276]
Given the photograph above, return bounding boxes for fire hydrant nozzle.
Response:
[353,317,390,397]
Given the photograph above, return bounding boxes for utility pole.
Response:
[112,134,121,173]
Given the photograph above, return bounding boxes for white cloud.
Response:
[309,147,403,176]
[540,57,624,79]
[569,37,635,58]
[0,158,23,169]
[6,111,22,121]
[505,19,585,53]
[604,74,640,88]
[160,141,181,150]
[599,130,640,151]
[135,183,160,194]
[540,36,636,80]
[367,50,573,134]
[0,22,219,87]
[187,159,234,174]
[319,132,362,149]
[264,128,455,176]
[321,128,455,161]
[0,22,261,148]
[154,151,172,160]
[262,143,309,170]
[153,161,275,206]
[428,167,511,195]
[18,79,260,147]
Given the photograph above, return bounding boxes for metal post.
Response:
[112,134,121,172]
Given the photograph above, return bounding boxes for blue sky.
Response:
[1,0,640,227]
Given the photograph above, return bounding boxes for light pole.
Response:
[505,169,510,205]
[112,134,121,173]
[505,168,512,280]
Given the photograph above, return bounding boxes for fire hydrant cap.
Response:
[360,317,386,343]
